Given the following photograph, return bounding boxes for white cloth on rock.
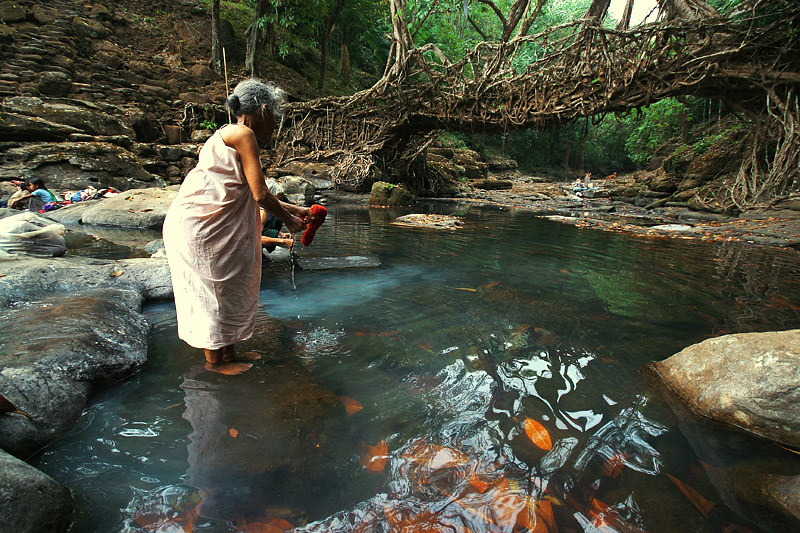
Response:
[163,127,262,350]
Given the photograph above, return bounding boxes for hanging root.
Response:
[696,86,800,211]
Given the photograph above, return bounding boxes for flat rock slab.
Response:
[392,214,463,229]
[649,223,697,233]
[0,449,73,533]
[652,329,800,446]
[78,187,178,228]
[295,255,381,270]
[0,255,172,306]
[0,288,150,457]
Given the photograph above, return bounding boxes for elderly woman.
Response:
[163,79,309,374]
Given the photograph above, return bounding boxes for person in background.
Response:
[6,181,30,209]
[163,78,312,375]
[260,181,294,259]
[13,178,57,211]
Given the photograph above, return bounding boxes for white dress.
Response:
[163,127,262,350]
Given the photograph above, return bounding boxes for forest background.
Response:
[205,0,748,179]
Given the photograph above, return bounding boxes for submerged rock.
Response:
[0,288,149,458]
[392,213,463,230]
[649,370,800,531]
[651,329,800,447]
[0,449,73,533]
[295,255,381,270]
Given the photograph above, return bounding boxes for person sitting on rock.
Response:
[17,178,57,212]
[6,181,30,209]
[572,177,586,197]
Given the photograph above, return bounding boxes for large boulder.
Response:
[0,449,73,532]
[0,111,82,141]
[651,329,800,446]
[655,383,800,532]
[0,288,150,458]
[0,142,162,191]
[369,181,415,207]
[79,187,178,228]
[280,176,316,206]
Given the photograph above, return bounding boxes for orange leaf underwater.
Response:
[666,473,714,518]
[0,393,32,421]
[360,440,389,472]
[524,417,553,451]
[229,428,239,438]
[339,396,363,415]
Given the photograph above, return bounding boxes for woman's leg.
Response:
[204,345,253,375]
[221,344,262,363]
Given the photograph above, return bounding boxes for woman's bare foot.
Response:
[205,361,253,375]
[222,351,262,363]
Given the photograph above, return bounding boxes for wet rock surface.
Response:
[0,448,74,533]
[392,213,464,229]
[651,329,800,447]
[458,175,800,248]
[0,255,172,306]
[0,288,149,458]
[650,376,800,532]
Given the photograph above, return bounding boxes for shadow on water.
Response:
[32,204,800,532]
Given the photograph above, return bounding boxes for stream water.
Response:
[34,203,800,532]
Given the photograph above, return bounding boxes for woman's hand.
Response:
[283,214,304,234]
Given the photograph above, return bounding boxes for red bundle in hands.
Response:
[301,204,327,246]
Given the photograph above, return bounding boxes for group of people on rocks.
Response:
[2,179,118,212]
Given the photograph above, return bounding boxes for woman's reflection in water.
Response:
[179,358,352,526]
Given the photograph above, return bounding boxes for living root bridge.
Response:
[275,0,800,207]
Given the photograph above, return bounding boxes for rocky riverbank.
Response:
[1,0,799,529]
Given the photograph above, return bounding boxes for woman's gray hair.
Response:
[225,78,285,118]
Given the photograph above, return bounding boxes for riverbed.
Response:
[33,203,800,532]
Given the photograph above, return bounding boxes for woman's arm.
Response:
[222,125,307,233]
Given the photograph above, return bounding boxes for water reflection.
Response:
[297,343,670,532]
[29,205,800,532]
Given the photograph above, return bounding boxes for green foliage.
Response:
[437,131,468,150]
[200,119,218,130]
[623,98,690,167]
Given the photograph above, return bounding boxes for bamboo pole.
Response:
[223,47,231,124]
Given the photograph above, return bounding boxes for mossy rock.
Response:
[369,181,415,207]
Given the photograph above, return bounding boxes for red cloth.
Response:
[301,204,327,246]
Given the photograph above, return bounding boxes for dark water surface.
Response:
[34,204,800,532]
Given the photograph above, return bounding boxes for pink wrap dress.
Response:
[163,127,262,350]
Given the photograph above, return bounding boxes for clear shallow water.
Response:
[34,204,800,532]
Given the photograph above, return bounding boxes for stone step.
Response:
[5,59,40,70]
[13,53,45,64]
[19,45,48,55]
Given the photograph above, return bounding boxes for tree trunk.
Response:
[564,139,573,172]
[615,0,634,29]
[319,0,347,90]
[585,0,611,21]
[210,0,222,72]
[245,0,269,77]
[659,0,717,20]
[341,43,351,84]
